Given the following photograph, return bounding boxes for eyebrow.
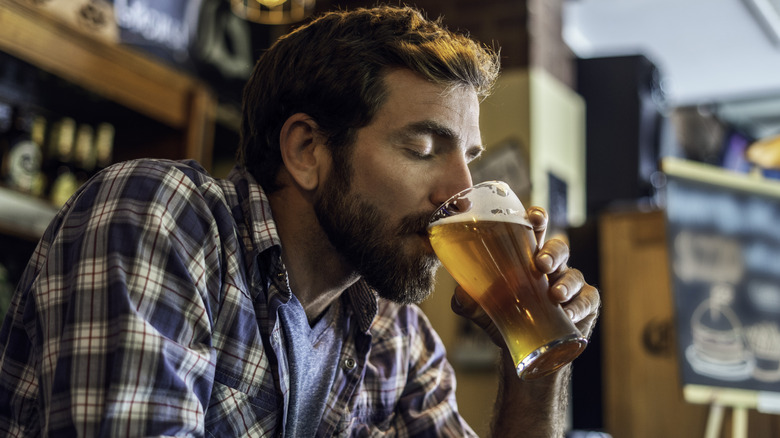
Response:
[397,120,485,155]
[405,120,457,140]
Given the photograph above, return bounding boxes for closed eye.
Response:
[406,148,434,160]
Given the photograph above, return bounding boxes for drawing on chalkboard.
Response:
[686,283,780,383]
[744,322,780,382]
[686,283,755,381]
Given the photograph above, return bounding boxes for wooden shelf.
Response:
[0,187,57,242]
[0,0,216,168]
[0,0,219,241]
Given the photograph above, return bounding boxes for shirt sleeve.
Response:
[364,302,478,437]
[0,160,222,437]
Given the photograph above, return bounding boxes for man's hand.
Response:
[450,206,600,347]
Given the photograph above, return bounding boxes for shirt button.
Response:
[343,357,356,370]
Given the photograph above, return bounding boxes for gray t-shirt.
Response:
[278,293,346,437]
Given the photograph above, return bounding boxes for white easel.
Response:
[704,404,748,438]
[684,385,772,438]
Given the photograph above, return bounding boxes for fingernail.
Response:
[530,208,545,220]
[565,309,575,320]
[538,253,553,270]
[555,283,569,299]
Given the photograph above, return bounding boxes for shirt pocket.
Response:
[204,369,281,437]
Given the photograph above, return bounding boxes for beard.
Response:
[314,168,440,305]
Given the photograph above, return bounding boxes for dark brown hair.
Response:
[237,5,500,192]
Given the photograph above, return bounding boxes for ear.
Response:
[278,113,330,191]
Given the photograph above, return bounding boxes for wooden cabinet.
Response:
[599,209,780,438]
[0,1,216,241]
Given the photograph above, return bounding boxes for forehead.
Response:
[380,69,477,106]
[374,69,481,135]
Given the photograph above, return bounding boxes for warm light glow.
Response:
[256,0,287,7]
[231,0,316,25]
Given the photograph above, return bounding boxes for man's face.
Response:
[315,69,483,304]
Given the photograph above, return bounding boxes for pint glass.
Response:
[428,181,587,380]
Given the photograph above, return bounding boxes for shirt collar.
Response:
[344,280,379,334]
[227,166,281,255]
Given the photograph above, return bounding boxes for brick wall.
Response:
[316,0,574,87]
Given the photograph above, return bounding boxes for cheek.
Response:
[353,154,422,205]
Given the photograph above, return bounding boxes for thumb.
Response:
[451,286,503,346]
[451,286,492,329]
[451,286,481,319]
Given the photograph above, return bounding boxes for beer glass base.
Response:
[516,335,588,380]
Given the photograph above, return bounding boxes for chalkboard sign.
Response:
[663,158,780,400]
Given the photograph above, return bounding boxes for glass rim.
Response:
[427,180,516,227]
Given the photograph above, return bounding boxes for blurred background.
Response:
[1,0,780,436]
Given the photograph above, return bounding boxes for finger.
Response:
[548,267,586,303]
[451,286,481,318]
[527,207,547,249]
[561,284,601,338]
[535,238,570,274]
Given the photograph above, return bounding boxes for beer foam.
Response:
[430,181,533,227]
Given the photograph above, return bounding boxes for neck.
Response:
[268,184,359,324]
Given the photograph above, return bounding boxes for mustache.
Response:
[397,210,436,235]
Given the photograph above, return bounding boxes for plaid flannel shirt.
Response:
[0,159,476,437]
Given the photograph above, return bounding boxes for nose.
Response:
[430,154,473,206]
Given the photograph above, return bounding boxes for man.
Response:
[0,5,599,437]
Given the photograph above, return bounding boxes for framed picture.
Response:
[470,137,531,201]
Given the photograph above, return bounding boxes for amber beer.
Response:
[428,181,586,379]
